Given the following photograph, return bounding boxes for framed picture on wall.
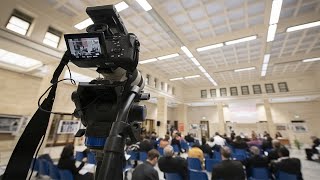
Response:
[291,123,308,133]
[57,120,81,134]
[0,115,23,134]
[275,124,287,131]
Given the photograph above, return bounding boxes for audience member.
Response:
[211,146,245,180]
[247,136,262,147]
[158,145,188,180]
[213,132,226,146]
[305,136,320,160]
[150,132,158,149]
[171,133,182,153]
[246,146,269,177]
[262,134,273,151]
[251,131,257,140]
[230,130,236,141]
[268,139,282,161]
[207,137,221,152]
[275,132,282,139]
[57,144,93,180]
[132,149,160,180]
[159,134,170,148]
[231,136,248,150]
[271,147,303,180]
[223,133,231,144]
[200,137,213,158]
[185,133,195,143]
[139,135,153,153]
[188,143,204,167]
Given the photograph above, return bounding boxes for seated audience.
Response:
[246,146,269,177]
[159,134,170,148]
[171,133,182,153]
[132,149,160,180]
[185,133,195,143]
[305,136,320,160]
[57,144,93,180]
[158,145,188,180]
[200,137,213,158]
[223,133,231,144]
[261,134,273,151]
[188,143,204,167]
[231,136,248,150]
[271,147,303,180]
[268,139,282,161]
[208,137,221,152]
[275,131,283,139]
[247,136,262,147]
[139,135,153,152]
[213,132,226,146]
[211,146,245,180]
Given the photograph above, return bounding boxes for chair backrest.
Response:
[187,157,202,171]
[87,151,96,164]
[251,168,269,180]
[48,163,61,180]
[214,151,222,160]
[38,159,49,175]
[234,148,247,155]
[157,147,164,156]
[276,171,298,180]
[189,169,208,180]
[181,141,189,151]
[172,145,180,153]
[128,151,139,160]
[139,151,147,161]
[204,153,210,159]
[232,154,246,161]
[205,159,220,172]
[165,173,183,180]
[75,151,84,161]
[59,169,74,180]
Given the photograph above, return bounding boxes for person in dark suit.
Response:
[200,137,213,158]
[261,134,273,151]
[271,147,303,180]
[268,139,282,161]
[211,146,245,180]
[139,135,154,153]
[158,145,188,180]
[246,146,269,177]
[305,136,320,160]
[171,133,182,153]
[231,136,249,150]
[185,133,195,143]
[132,149,160,180]
[57,144,93,180]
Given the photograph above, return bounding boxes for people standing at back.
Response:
[271,147,303,180]
[275,131,283,139]
[188,143,204,168]
[213,132,226,146]
[230,130,236,141]
[262,133,273,151]
[231,136,248,150]
[211,146,245,180]
[158,145,189,180]
[132,149,160,180]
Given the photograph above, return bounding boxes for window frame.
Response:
[210,89,216,98]
[252,84,262,94]
[220,88,227,96]
[6,10,33,36]
[278,82,289,92]
[265,83,275,93]
[201,90,207,98]
[241,86,250,95]
[230,87,238,96]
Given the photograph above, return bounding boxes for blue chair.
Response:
[189,169,208,180]
[276,171,297,180]
[188,142,194,148]
[128,151,139,161]
[158,147,164,156]
[205,159,220,172]
[59,169,74,180]
[38,159,49,176]
[172,145,180,153]
[75,151,84,161]
[187,157,202,171]
[165,173,183,180]
[139,152,147,161]
[204,153,210,159]
[234,148,247,155]
[214,151,221,160]
[181,141,189,151]
[233,154,246,161]
[251,168,269,180]
[87,151,96,164]
[48,162,60,180]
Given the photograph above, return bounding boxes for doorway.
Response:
[142,119,155,133]
[200,121,210,139]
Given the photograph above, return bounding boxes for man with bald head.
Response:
[212,146,245,180]
[158,145,188,180]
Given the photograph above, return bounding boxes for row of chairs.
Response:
[75,151,96,164]
[32,158,74,180]
[166,169,208,180]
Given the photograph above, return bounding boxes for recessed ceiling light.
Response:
[302,57,320,62]
[225,36,257,45]
[136,0,152,11]
[261,70,267,76]
[0,49,42,71]
[190,57,200,66]
[263,54,270,64]
[204,72,210,78]
[74,18,93,30]
[139,58,157,64]
[181,46,193,58]
[169,77,183,81]
[262,64,268,71]
[115,1,129,12]
[184,75,200,79]
[267,24,277,42]
[198,66,206,73]
[287,20,320,32]
[157,53,179,60]
[234,67,256,72]
[269,0,283,25]
[196,43,223,52]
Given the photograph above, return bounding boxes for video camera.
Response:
[64,5,149,151]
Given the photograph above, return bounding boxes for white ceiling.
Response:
[8,0,320,87]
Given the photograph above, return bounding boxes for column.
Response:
[217,103,226,134]
[176,103,188,134]
[264,99,275,137]
[157,97,167,137]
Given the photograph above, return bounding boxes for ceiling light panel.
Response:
[169,77,183,81]
[136,0,152,11]
[286,21,320,32]
[269,0,283,25]
[139,58,157,64]
[74,18,93,30]
[115,1,129,12]
[302,57,320,62]
[185,75,200,79]
[225,35,257,45]
[0,49,42,70]
[234,67,256,72]
[181,46,194,58]
[196,43,223,52]
[267,24,277,42]
[157,53,179,60]
[190,57,200,66]
[263,54,270,64]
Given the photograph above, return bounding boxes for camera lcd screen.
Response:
[67,37,103,59]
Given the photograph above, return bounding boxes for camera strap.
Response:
[2,52,70,180]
